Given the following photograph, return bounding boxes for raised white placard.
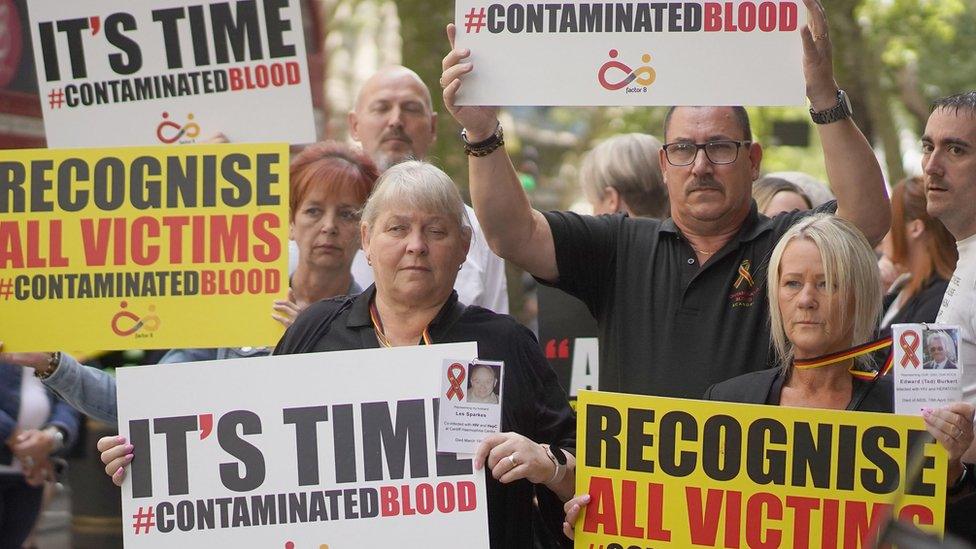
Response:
[454,0,806,106]
[27,0,316,146]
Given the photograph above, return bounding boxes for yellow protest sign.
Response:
[575,390,947,548]
[0,144,289,351]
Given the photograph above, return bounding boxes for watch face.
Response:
[840,91,853,115]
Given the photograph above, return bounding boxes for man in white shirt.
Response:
[346,66,508,312]
[924,91,976,459]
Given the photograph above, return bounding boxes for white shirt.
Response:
[937,233,976,403]
[349,205,509,313]
[0,370,50,474]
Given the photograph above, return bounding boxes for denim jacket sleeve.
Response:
[41,353,118,426]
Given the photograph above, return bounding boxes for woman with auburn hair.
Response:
[879,176,958,332]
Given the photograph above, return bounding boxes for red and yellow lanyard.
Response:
[369,300,432,348]
[793,336,893,381]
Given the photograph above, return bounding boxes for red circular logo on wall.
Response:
[0,0,24,88]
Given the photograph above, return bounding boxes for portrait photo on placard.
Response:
[922,329,960,370]
[466,362,502,405]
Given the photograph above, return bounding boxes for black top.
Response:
[274,286,575,549]
[703,367,893,413]
[541,200,837,398]
[880,276,950,336]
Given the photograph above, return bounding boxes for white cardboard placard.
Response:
[116,342,489,548]
[27,0,316,147]
[454,0,806,106]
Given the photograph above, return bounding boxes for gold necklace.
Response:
[689,244,716,255]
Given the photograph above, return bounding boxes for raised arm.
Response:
[440,24,559,281]
[0,344,119,425]
[802,0,890,245]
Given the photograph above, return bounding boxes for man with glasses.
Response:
[439,0,890,398]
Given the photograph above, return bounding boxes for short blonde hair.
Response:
[767,214,882,370]
[579,133,668,218]
[361,161,471,239]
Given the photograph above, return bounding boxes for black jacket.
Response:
[703,367,893,412]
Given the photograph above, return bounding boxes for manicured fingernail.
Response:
[581,494,591,503]
[922,408,931,416]
[116,436,126,444]
[124,444,134,452]
[114,467,124,477]
[124,453,134,462]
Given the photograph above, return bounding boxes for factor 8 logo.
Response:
[111,301,161,337]
[597,49,656,93]
[155,111,200,144]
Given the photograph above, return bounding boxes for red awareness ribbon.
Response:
[446,363,466,401]
[899,331,921,368]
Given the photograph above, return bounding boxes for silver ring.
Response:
[507,452,518,468]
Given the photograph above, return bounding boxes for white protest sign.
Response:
[116,342,489,548]
[454,0,806,106]
[438,359,503,454]
[892,324,963,415]
[27,0,316,147]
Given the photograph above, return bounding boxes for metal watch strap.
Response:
[810,89,852,125]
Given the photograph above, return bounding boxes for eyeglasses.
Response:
[663,140,752,166]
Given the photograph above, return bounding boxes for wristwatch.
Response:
[543,444,568,484]
[810,89,853,125]
[44,426,65,453]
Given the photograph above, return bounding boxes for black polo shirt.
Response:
[541,200,837,398]
[274,286,576,549]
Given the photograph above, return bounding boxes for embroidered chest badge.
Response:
[729,259,760,308]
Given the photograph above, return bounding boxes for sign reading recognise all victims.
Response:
[0,144,289,351]
[574,391,947,548]
[27,0,315,147]
[454,0,806,106]
[116,343,489,548]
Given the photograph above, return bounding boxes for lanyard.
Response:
[369,299,432,348]
[793,336,893,381]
